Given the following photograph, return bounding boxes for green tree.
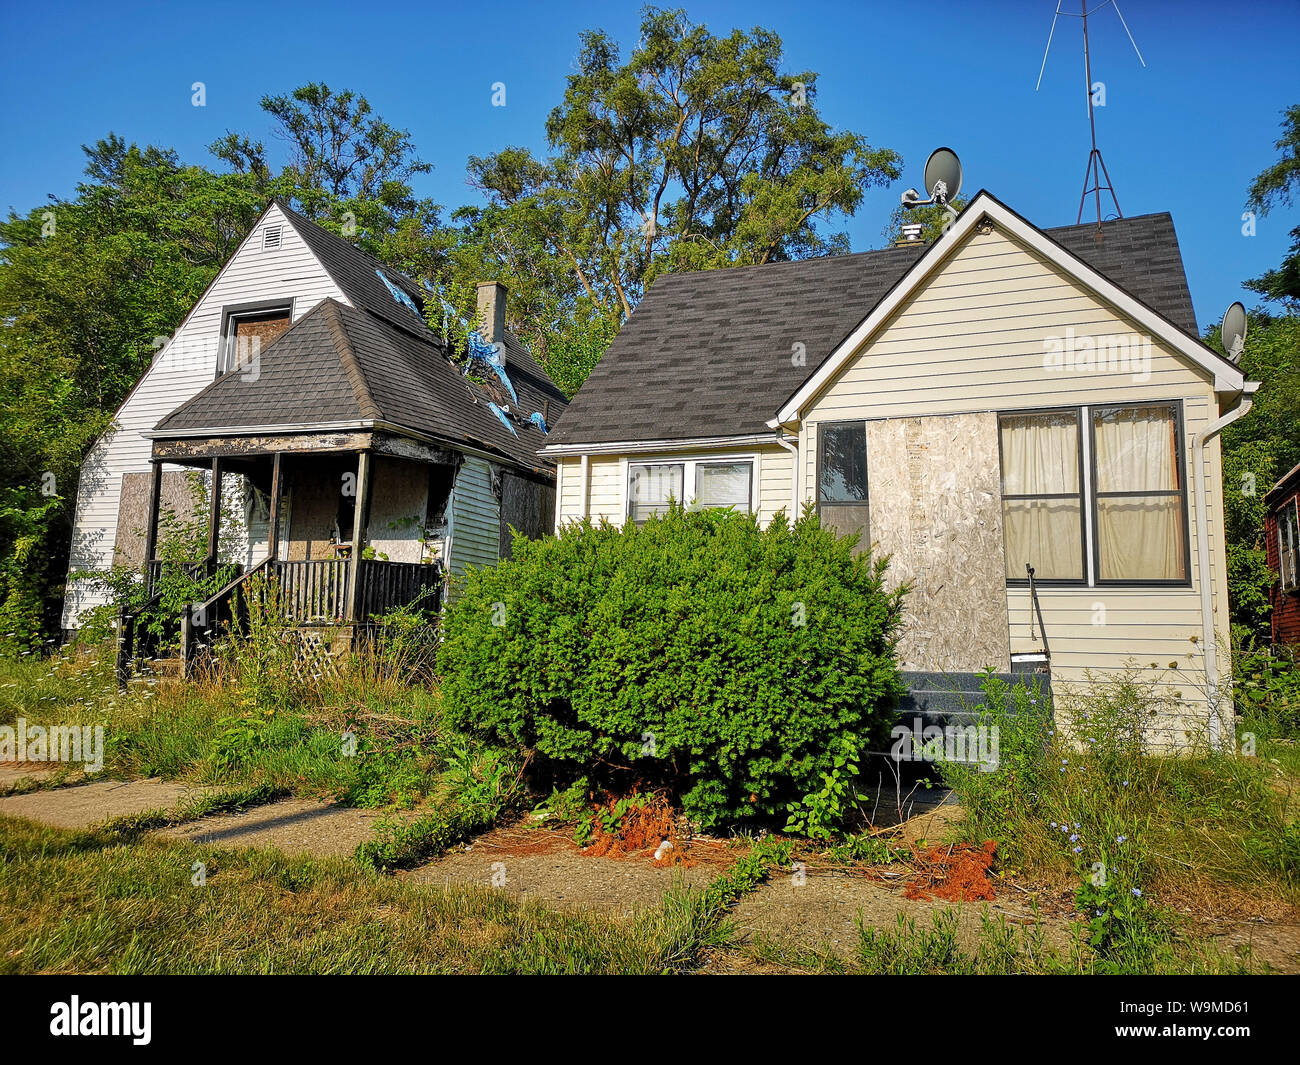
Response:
[442,6,901,393]
[1245,103,1300,307]
[220,83,445,272]
[1210,311,1300,643]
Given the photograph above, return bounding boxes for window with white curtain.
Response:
[999,403,1189,585]
[627,458,754,523]
[999,411,1084,581]
[1091,404,1187,582]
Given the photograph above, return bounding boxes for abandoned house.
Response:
[543,191,1258,750]
[1265,462,1300,647]
[63,199,567,661]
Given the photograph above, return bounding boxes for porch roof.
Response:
[153,297,560,473]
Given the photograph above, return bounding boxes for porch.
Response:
[118,427,453,683]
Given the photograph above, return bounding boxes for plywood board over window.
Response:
[113,470,202,568]
[865,412,1010,673]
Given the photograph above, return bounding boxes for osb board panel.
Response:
[865,412,1009,672]
[285,457,355,561]
[113,471,199,568]
[367,456,428,564]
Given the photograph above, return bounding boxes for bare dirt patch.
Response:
[404,822,737,917]
[0,777,203,827]
[723,862,1077,965]
[157,799,398,858]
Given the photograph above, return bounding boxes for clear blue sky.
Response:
[1,0,1296,331]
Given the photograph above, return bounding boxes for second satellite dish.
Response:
[924,147,963,204]
[1221,301,1248,362]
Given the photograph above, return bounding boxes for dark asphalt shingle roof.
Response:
[546,203,1205,447]
[155,204,567,472]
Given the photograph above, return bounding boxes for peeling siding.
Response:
[62,204,346,627]
[447,457,500,579]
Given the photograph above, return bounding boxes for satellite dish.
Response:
[1221,301,1248,362]
[923,147,963,204]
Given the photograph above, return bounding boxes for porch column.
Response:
[266,452,283,562]
[206,457,223,569]
[142,460,162,572]
[345,450,373,622]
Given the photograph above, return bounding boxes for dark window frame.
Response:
[815,420,870,540]
[218,299,294,377]
[1088,400,1192,588]
[998,407,1089,587]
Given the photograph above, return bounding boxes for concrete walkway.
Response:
[0,777,203,828]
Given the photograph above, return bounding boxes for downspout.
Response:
[774,431,800,517]
[579,453,590,520]
[1193,382,1259,749]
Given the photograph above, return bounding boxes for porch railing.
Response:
[355,559,443,619]
[271,559,351,622]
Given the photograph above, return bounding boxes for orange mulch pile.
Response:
[582,792,695,868]
[903,840,998,902]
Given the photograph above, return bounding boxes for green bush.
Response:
[438,506,905,828]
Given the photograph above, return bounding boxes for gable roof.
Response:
[154,298,560,472]
[152,201,567,472]
[275,199,567,408]
[545,193,1238,448]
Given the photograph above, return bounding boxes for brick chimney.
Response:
[476,281,508,346]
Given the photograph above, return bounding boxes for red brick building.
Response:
[1265,461,1300,646]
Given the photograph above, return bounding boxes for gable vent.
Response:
[262,224,283,251]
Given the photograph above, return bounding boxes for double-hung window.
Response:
[999,410,1085,581]
[627,458,754,523]
[817,421,870,551]
[998,402,1189,585]
[1091,404,1187,583]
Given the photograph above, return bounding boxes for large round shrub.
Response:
[438,507,904,828]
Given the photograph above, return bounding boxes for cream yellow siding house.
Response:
[543,192,1256,750]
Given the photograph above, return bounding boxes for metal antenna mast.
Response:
[1036,0,1146,227]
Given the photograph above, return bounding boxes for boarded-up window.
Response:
[220,308,291,373]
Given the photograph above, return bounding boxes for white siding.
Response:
[62,204,346,626]
[553,445,792,527]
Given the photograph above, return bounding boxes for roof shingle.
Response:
[546,207,1203,447]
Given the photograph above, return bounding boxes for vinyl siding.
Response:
[447,457,500,579]
[797,225,1230,746]
[553,445,792,526]
[62,204,346,627]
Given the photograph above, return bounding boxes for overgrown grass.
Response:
[937,670,1300,974]
[0,633,508,818]
[0,815,702,974]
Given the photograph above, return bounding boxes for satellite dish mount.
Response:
[901,147,964,226]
